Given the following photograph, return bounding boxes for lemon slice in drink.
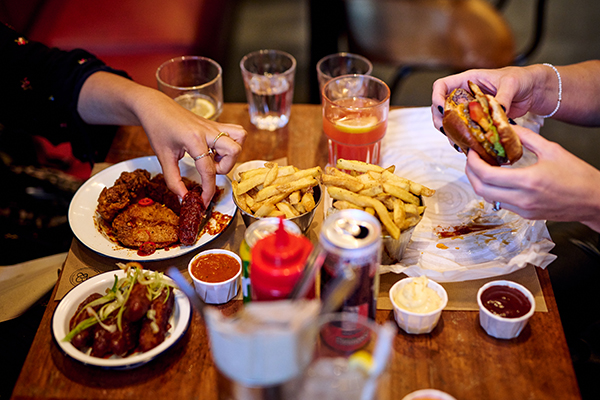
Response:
[335,115,379,134]
[190,97,216,120]
[348,350,374,374]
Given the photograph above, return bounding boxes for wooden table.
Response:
[11,103,581,400]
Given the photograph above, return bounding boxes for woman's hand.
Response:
[431,66,541,134]
[465,125,600,232]
[78,72,246,207]
[137,93,246,206]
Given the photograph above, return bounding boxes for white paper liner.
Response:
[378,108,556,282]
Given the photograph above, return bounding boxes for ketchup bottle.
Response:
[250,217,313,300]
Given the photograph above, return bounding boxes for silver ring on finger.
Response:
[193,148,214,161]
[211,131,229,150]
[492,201,502,211]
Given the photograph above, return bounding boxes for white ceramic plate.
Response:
[68,156,236,261]
[52,269,191,369]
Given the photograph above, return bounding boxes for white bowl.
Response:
[231,159,270,181]
[389,277,448,334]
[477,280,535,339]
[188,249,242,304]
[402,389,457,400]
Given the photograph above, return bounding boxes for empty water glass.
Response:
[317,52,373,96]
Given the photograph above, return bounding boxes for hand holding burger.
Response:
[442,81,523,166]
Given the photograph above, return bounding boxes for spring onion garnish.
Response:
[62,262,176,343]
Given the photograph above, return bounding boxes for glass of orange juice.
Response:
[322,74,390,165]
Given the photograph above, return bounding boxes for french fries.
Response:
[324,159,435,239]
[234,163,321,218]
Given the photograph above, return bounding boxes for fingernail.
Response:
[438,105,444,115]
[509,118,517,125]
[440,126,446,136]
[454,144,461,152]
[501,104,507,112]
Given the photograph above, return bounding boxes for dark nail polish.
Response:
[454,144,461,152]
[509,118,517,125]
[501,104,507,112]
[440,126,446,136]
[438,105,444,115]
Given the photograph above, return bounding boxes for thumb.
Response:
[512,124,548,157]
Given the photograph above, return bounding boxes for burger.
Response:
[442,81,523,166]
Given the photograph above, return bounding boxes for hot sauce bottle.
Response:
[250,217,313,301]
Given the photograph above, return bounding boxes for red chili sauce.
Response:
[191,253,240,283]
[137,241,157,256]
[481,285,532,318]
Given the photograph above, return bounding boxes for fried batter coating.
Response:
[112,203,179,248]
[97,185,131,222]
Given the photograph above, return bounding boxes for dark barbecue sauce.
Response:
[437,223,502,238]
[481,285,531,318]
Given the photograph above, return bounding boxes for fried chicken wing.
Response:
[111,203,179,248]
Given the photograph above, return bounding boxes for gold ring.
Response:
[211,131,229,149]
[193,148,214,161]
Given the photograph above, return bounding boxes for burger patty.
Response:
[112,203,179,248]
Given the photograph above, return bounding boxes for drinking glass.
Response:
[322,75,390,165]
[240,49,296,131]
[156,56,223,120]
[317,52,373,95]
[297,312,392,400]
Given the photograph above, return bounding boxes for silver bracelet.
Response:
[540,63,562,118]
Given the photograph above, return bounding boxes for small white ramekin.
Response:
[477,280,535,340]
[389,277,448,334]
[402,388,457,400]
[188,249,241,304]
[231,160,269,181]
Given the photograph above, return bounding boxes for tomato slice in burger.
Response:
[468,101,506,158]
[468,101,486,124]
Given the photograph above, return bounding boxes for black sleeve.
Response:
[0,22,132,163]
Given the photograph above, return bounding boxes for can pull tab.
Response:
[335,218,370,239]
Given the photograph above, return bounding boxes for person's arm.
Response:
[545,60,600,126]
[77,71,246,205]
[431,60,600,132]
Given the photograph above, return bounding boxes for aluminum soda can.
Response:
[319,209,382,319]
[239,218,302,303]
[319,210,382,352]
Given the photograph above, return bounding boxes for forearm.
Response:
[77,71,163,126]
[529,60,600,126]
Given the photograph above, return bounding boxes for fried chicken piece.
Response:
[138,288,175,352]
[97,169,152,222]
[147,174,181,215]
[111,203,179,248]
[97,185,131,222]
[114,169,151,201]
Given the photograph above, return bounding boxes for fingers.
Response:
[512,124,548,157]
[195,156,217,207]
[207,124,245,175]
[431,79,450,131]
[217,123,247,147]
[158,157,188,199]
